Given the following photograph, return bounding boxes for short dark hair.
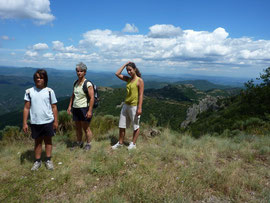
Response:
[33,69,48,87]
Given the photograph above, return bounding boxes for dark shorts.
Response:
[72,107,92,122]
[30,122,55,139]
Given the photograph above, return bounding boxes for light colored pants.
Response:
[119,104,140,131]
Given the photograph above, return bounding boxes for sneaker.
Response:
[31,161,41,171]
[111,141,123,150]
[45,160,54,170]
[84,144,91,151]
[128,142,136,150]
[71,142,83,150]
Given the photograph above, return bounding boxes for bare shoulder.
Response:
[137,77,144,87]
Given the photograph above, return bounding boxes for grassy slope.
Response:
[0,127,269,202]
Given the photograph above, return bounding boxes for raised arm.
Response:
[115,62,130,82]
[136,78,144,116]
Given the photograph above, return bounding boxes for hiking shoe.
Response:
[84,144,91,151]
[31,161,41,171]
[71,142,83,150]
[45,160,54,170]
[128,142,136,150]
[111,141,123,150]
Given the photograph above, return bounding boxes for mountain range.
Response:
[0,66,245,130]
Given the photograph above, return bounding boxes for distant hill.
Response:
[174,80,232,91]
[187,67,270,137]
[0,66,243,115]
[0,81,239,131]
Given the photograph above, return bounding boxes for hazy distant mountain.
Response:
[0,66,244,116]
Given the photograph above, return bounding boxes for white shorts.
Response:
[119,103,140,131]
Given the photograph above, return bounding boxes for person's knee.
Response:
[44,136,52,145]
[35,137,43,145]
[84,127,91,134]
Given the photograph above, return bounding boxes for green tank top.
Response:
[125,77,139,106]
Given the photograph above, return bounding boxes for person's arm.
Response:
[136,78,144,116]
[115,62,130,82]
[23,101,30,133]
[52,104,58,130]
[67,93,75,115]
[86,85,94,118]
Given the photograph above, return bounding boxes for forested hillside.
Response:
[0,81,239,131]
[187,67,270,137]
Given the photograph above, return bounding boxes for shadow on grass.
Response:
[64,139,74,148]
[20,150,47,164]
[94,133,129,146]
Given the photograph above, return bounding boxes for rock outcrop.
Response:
[181,96,220,128]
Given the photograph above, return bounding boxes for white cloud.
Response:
[76,25,270,74]
[25,50,38,57]
[1,35,9,40]
[122,23,139,33]
[191,68,208,71]
[148,24,182,38]
[43,52,53,58]
[0,0,55,25]
[52,41,79,53]
[33,43,49,50]
[15,24,270,76]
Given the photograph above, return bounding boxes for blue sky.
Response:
[0,0,269,78]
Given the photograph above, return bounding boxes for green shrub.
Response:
[58,110,73,132]
[91,115,118,136]
[244,117,265,128]
[0,126,29,143]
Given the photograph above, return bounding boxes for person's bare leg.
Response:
[132,128,140,144]
[119,128,125,144]
[44,136,52,158]
[75,121,83,142]
[34,136,43,159]
[82,122,92,143]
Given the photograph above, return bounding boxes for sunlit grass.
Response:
[0,125,269,202]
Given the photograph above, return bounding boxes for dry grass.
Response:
[0,127,269,202]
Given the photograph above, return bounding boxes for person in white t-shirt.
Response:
[67,62,94,151]
[23,69,58,171]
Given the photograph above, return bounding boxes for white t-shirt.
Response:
[73,79,92,108]
[24,86,57,124]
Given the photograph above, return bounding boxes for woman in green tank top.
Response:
[112,62,144,150]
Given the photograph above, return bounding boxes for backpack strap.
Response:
[47,87,53,105]
[83,79,91,104]
[73,79,78,88]
[25,88,31,102]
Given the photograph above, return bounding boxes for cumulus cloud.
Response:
[25,50,38,57]
[43,52,53,58]
[0,0,55,25]
[52,41,79,53]
[122,23,139,33]
[148,24,182,38]
[33,43,49,50]
[20,24,270,75]
[77,25,270,72]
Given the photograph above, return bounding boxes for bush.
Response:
[91,115,119,136]
[58,110,73,132]
[0,126,29,143]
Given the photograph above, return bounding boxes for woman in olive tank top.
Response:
[112,62,144,150]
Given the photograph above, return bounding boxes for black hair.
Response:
[33,69,48,87]
[126,62,141,77]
